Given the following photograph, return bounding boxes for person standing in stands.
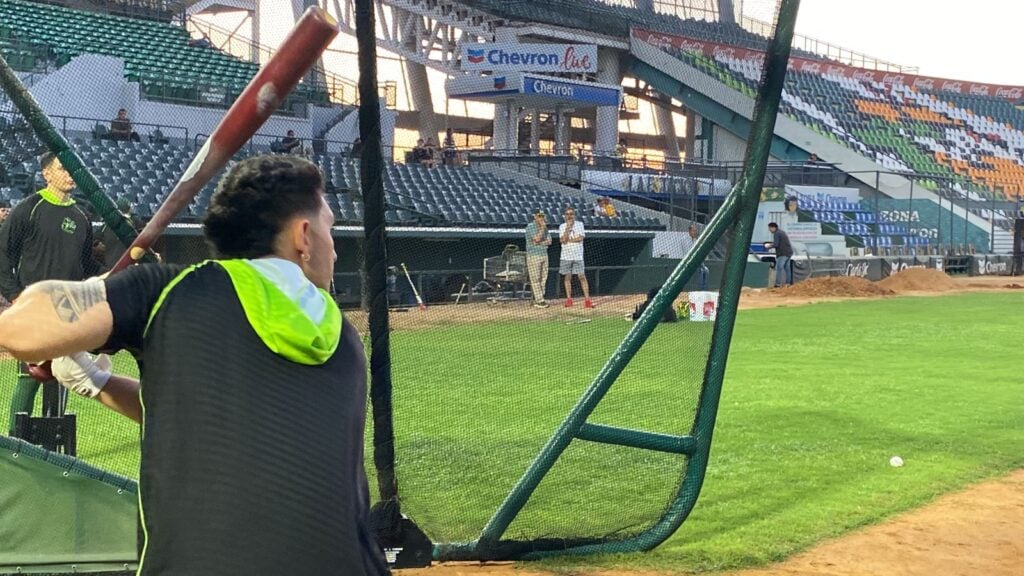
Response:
[0,152,99,435]
[0,155,389,575]
[559,207,592,308]
[524,209,551,308]
[442,128,458,166]
[766,222,794,288]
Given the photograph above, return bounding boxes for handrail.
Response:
[0,110,190,143]
[739,15,916,73]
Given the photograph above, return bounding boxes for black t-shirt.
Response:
[103,262,388,576]
[0,190,98,300]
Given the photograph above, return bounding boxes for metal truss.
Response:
[328,0,503,74]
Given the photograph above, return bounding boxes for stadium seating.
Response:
[0,0,327,107]
[658,43,1024,203]
[0,135,663,231]
[795,195,930,250]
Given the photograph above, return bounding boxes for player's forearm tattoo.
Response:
[39,279,107,323]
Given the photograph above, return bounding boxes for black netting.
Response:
[0,0,795,567]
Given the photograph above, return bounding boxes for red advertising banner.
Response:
[632,28,1024,102]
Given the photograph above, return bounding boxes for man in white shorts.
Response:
[559,207,592,308]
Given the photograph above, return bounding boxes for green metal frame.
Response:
[0,54,141,250]
[435,0,801,560]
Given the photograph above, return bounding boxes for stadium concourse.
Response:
[1,0,1023,573]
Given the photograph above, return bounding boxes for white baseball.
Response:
[889,456,904,467]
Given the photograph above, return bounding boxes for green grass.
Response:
[5,292,1022,573]
[384,292,1024,572]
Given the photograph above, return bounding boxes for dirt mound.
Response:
[877,268,957,292]
[775,276,894,298]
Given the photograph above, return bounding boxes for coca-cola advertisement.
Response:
[631,28,1024,102]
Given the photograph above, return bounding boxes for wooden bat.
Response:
[108,6,340,274]
[401,263,427,311]
[25,8,338,383]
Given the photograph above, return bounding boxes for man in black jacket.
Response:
[766,222,794,288]
[0,152,99,434]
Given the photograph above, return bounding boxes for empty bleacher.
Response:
[0,135,664,231]
[0,0,326,107]
[796,195,930,251]
[655,41,1024,203]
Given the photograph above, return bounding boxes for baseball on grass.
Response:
[889,456,904,467]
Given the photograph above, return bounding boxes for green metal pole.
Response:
[0,55,140,249]
[464,0,801,558]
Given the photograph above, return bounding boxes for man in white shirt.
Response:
[559,207,592,308]
[680,224,709,290]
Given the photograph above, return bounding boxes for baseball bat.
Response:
[400,263,426,311]
[108,6,340,274]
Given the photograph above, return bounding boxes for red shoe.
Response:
[564,298,574,308]
[584,299,594,309]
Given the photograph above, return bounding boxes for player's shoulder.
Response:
[12,192,44,212]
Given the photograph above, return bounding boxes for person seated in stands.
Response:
[423,137,437,168]
[411,139,426,164]
[280,130,301,154]
[592,197,617,218]
[187,33,213,49]
[602,196,617,217]
[109,109,140,142]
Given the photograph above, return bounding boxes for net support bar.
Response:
[576,423,695,455]
[435,0,802,561]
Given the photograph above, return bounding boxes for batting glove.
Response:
[51,352,113,398]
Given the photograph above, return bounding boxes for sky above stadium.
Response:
[794,0,1024,85]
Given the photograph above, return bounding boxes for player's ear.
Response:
[286,215,313,258]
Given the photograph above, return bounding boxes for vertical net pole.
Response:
[356,0,399,512]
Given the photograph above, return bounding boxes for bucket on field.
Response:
[687,291,718,322]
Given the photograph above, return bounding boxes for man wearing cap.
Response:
[524,209,551,308]
[0,152,99,434]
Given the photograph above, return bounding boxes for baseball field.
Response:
[3,274,1021,575]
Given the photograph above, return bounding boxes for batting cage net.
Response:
[0,0,792,570]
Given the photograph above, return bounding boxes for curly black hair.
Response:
[203,155,324,259]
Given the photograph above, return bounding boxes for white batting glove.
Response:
[51,352,113,398]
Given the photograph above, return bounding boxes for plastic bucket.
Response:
[687,291,719,322]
